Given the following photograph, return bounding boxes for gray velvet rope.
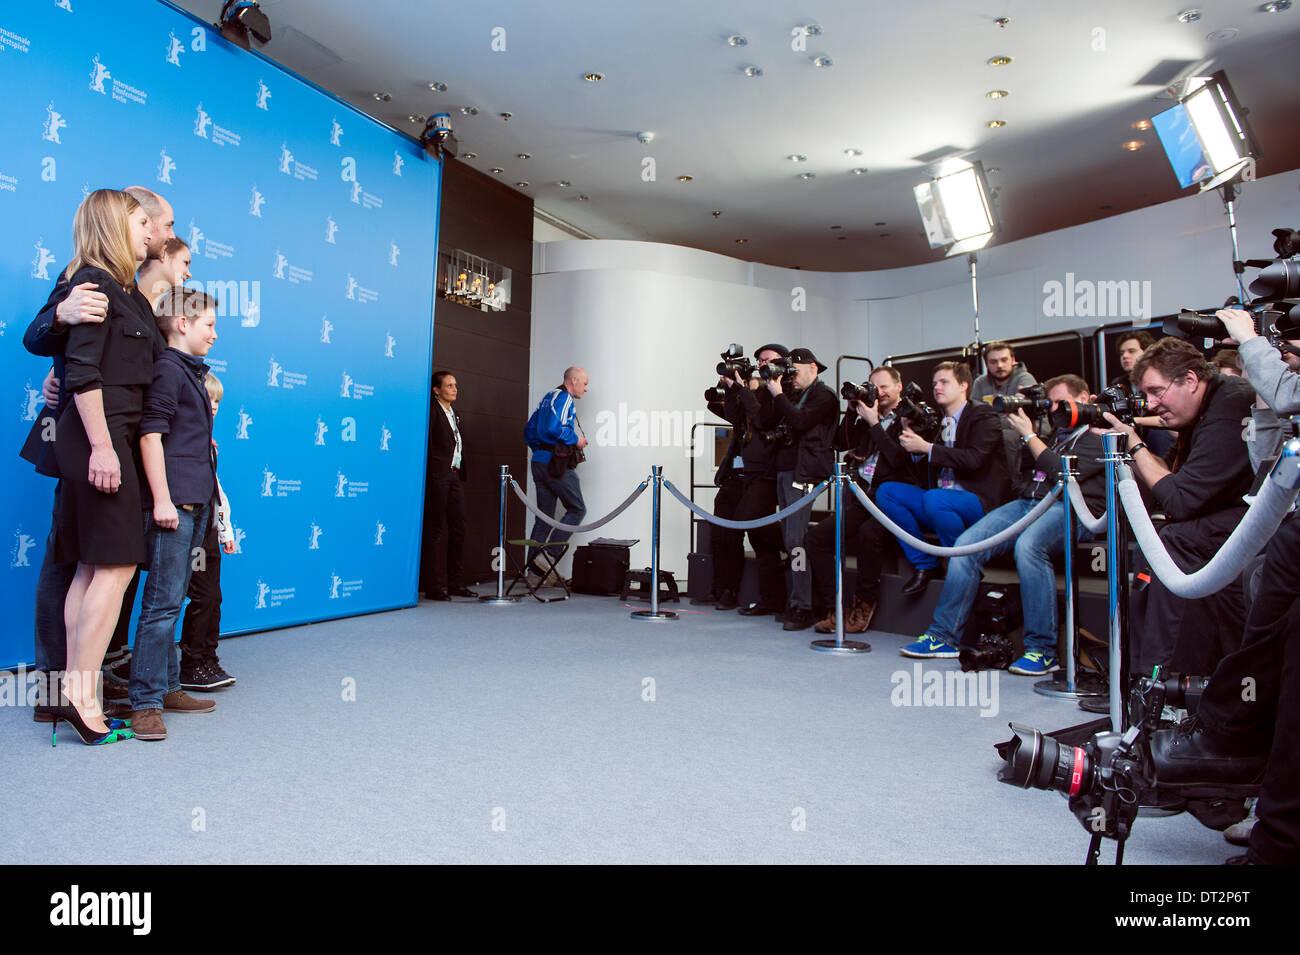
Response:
[662,478,830,530]
[848,479,1063,557]
[1065,477,1108,534]
[510,477,649,533]
[1116,464,1298,599]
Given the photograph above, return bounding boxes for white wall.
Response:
[530,170,1300,572]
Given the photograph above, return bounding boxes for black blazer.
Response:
[838,408,919,493]
[925,399,1010,512]
[429,400,467,481]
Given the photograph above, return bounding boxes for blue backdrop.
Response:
[0,0,441,667]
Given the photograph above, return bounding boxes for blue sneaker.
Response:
[1009,651,1060,676]
[899,634,958,659]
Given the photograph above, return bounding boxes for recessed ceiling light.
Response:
[986,119,1006,128]
[556,180,571,187]
[517,153,531,160]
[844,148,863,156]
[515,181,530,188]
[798,172,815,180]
[576,195,590,201]
[995,16,1010,27]
[1177,9,1202,22]
[372,92,391,102]
[428,82,447,92]
[458,106,479,116]
[499,112,512,121]
[712,211,723,218]
[727,34,747,46]
[787,154,807,162]
[1122,140,1145,151]
[849,167,869,175]
[407,114,426,124]
[1263,0,1292,11]
[1132,119,1153,130]
[987,55,1012,66]
[986,89,1009,99]
[743,65,763,77]
[490,167,503,174]
[678,175,693,182]
[735,238,748,244]
[799,24,822,36]
[583,72,604,83]
[462,152,477,160]
[812,56,833,68]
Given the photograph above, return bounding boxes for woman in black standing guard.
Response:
[54,189,162,745]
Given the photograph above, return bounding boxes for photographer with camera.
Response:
[1110,330,1177,461]
[805,366,918,635]
[758,348,838,631]
[972,341,1042,494]
[1104,338,1256,676]
[705,345,781,611]
[900,375,1106,668]
[1216,306,1300,466]
[875,361,1010,601]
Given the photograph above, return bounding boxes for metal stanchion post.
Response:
[1036,455,1103,700]
[811,462,870,653]
[632,465,678,622]
[480,465,520,605]
[1102,432,1131,730]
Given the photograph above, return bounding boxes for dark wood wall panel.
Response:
[420,158,534,592]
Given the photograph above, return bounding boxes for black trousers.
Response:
[709,474,745,595]
[734,475,784,609]
[1130,507,1248,676]
[1198,515,1300,863]
[180,522,223,668]
[806,488,891,612]
[424,469,467,592]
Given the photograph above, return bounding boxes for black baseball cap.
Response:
[754,343,790,359]
[788,347,827,373]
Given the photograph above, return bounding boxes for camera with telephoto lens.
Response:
[1051,386,1149,430]
[1165,227,1300,342]
[758,422,794,446]
[716,343,757,380]
[704,385,727,403]
[841,380,880,406]
[895,381,943,442]
[758,356,795,382]
[990,384,1050,419]
[994,668,1251,858]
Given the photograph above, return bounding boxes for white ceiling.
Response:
[175,0,1300,270]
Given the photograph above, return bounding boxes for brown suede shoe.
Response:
[130,709,167,741]
[845,599,875,634]
[162,690,215,713]
[813,610,838,634]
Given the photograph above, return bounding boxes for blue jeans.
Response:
[527,460,586,564]
[130,503,208,711]
[777,471,817,610]
[874,482,984,572]
[927,498,1087,654]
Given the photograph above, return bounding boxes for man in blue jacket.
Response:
[524,366,589,572]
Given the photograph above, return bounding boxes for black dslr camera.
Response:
[1166,227,1300,343]
[1050,386,1148,430]
[990,384,1050,419]
[716,343,757,381]
[840,380,879,406]
[758,356,795,382]
[758,422,794,446]
[895,381,943,442]
[995,668,1252,863]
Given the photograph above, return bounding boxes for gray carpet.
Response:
[0,594,1235,864]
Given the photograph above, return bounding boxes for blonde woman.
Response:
[53,189,162,745]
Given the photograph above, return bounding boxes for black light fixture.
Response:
[217,1,271,51]
[420,113,458,158]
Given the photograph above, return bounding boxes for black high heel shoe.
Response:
[49,705,134,746]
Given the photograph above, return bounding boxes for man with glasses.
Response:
[1102,337,1256,676]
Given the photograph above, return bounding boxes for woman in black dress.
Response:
[55,189,162,744]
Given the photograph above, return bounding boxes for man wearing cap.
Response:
[762,347,839,631]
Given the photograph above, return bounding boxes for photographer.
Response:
[900,375,1105,668]
[762,348,838,631]
[732,345,793,617]
[806,366,918,634]
[1216,307,1300,466]
[1110,330,1176,460]
[876,361,1010,600]
[1104,338,1256,676]
[972,341,1040,495]
[706,345,784,611]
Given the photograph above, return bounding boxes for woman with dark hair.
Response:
[53,189,163,745]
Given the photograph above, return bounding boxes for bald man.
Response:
[523,366,590,573]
